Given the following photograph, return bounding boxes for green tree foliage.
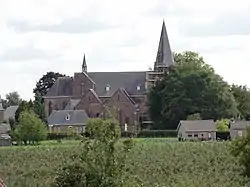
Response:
[15,100,34,122]
[0,98,8,109]
[14,111,47,145]
[149,51,239,129]
[216,119,230,132]
[231,126,250,177]
[186,113,201,120]
[53,118,134,187]
[0,91,21,109]
[5,91,22,106]
[33,94,46,123]
[230,84,250,120]
[85,118,121,142]
[33,72,65,102]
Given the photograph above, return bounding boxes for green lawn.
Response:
[0,139,249,187]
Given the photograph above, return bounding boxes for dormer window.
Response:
[105,84,110,91]
[136,85,141,91]
[66,114,70,121]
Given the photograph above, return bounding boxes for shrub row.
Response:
[47,130,177,140]
[122,130,177,138]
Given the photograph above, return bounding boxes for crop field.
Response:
[0,139,249,187]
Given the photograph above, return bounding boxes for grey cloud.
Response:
[145,0,192,18]
[0,45,60,62]
[179,12,250,37]
[8,18,117,34]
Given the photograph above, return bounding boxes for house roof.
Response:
[87,71,147,96]
[230,121,250,130]
[64,99,81,110]
[4,105,18,121]
[177,120,217,132]
[46,76,73,97]
[47,110,89,126]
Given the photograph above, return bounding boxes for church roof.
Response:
[47,110,89,126]
[4,106,18,121]
[154,21,174,69]
[46,76,73,97]
[64,99,81,110]
[88,71,147,96]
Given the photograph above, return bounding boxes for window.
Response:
[194,134,198,137]
[96,113,100,117]
[188,134,192,137]
[117,94,120,101]
[208,133,211,138]
[48,101,53,115]
[137,85,141,91]
[66,114,70,121]
[238,131,243,137]
[105,84,110,91]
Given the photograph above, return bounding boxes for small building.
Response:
[177,120,217,141]
[47,110,89,134]
[0,124,12,147]
[229,121,250,139]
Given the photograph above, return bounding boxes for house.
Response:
[177,120,217,141]
[43,21,175,133]
[229,121,250,139]
[0,98,12,146]
[47,110,89,134]
[0,125,12,147]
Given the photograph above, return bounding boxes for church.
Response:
[44,21,174,133]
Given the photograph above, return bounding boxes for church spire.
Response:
[82,54,87,73]
[154,20,174,71]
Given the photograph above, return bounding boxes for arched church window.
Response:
[49,101,53,116]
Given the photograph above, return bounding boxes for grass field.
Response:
[0,139,249,187]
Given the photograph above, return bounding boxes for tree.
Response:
[0,98,8,109]
[33,72,65,101]
[230,84,250,120]
[15,100,34,122]
[148,51,239,129]
[5,91,22,106]
[216,119,230,132]
[54,118,134,187]
[231,126,250,177]
[186,113,201,120]
[14,111,47,145]
[33,94,46,123]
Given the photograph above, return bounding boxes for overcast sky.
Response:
[0,0,250,100]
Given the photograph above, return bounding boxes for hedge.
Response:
[47,130,177,140]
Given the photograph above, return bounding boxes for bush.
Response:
[137,130,177,138]
[53,118,134,187]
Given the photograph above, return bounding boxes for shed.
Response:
[177,120,217,141]
[229,121,250,139]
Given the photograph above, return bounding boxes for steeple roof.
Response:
[82,54,87,72]
[154,20,174,69]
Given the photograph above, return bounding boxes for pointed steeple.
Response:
[82,54,87,73]
[154,20,174,71]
